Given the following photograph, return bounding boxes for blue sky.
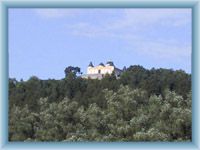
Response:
[9,8,191,80]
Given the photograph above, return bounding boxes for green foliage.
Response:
[9,66,191,141]
[120,66,191,98]
[64,66,81,78]
[9,105,39,141]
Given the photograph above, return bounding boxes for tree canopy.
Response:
[9,65,191,141]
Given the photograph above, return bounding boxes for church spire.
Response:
[88,61,94,67]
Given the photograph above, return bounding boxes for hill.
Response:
[9,65,191,141]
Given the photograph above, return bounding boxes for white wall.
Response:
[87,66,114,75]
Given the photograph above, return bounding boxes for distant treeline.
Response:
[9,65,191,141]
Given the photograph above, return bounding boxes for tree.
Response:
[64,66,81,78]
[9,105,39,141]
[9,65,192,141]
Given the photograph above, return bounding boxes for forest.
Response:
[9,65,192,141]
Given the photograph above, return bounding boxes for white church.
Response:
[82,61,124,79]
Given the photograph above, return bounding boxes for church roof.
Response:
[88,62,94,67]
[99,62,105,66]
[106,61,114,66]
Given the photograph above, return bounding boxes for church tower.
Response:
[87,61,94,74]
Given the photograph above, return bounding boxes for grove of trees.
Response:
[9,65,191,141]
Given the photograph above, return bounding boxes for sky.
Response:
[9,8,192,81]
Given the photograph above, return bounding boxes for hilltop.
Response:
[9,65,191,141]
